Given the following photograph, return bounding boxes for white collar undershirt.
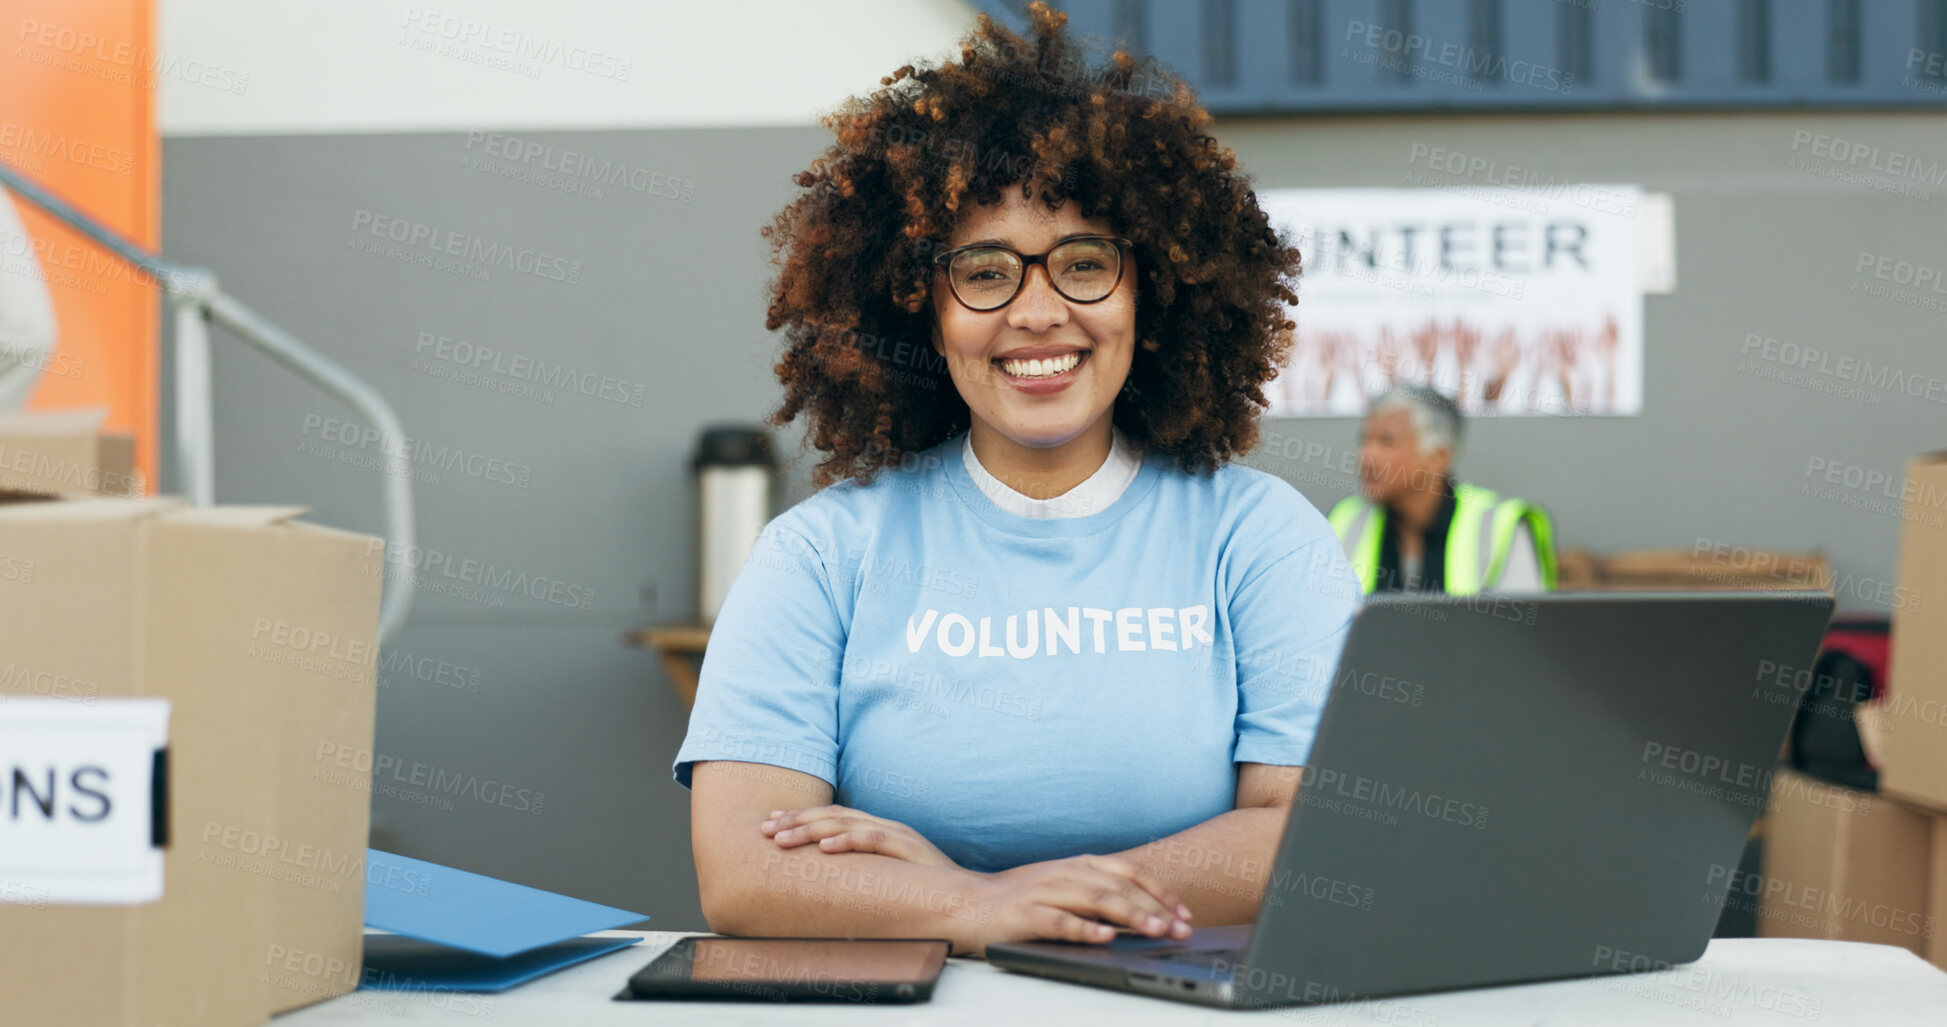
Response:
[961,426,1142,519]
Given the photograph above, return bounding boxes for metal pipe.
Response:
[0,162,416,642]
[0,161,174,283]
[204,292,417,642]
[171,289,216,507]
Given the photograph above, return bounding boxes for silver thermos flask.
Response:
[692,425,777,624]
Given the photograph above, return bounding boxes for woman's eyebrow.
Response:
[961,231,1104,248]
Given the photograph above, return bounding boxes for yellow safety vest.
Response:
[1328,482,1558,596]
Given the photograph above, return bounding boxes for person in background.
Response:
[1329,384,1557,594]
[0,184,58,411]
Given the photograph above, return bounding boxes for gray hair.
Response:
[1368,384,1463,458]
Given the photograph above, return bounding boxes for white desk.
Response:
[278,931,1947,1025]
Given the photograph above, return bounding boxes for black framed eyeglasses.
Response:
[931,235,1133,312]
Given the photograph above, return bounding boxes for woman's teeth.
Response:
[999,352,1083,378]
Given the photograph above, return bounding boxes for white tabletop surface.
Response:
[275,931,1947,1026]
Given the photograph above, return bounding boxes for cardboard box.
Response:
[1553,547,1601,590]
[1878,452,1947,813]
[1599,547,1832,591]
[0,490,381,1026]
[1928,815,1947,971]
[0,408,141,497]
[1757,770,1933,956]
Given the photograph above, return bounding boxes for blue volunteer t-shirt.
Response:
[672,431,1360,873]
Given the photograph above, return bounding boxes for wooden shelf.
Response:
[625,623,711,709]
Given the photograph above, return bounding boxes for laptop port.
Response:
[1129,972,1157,982]
[1182,981,1196,990]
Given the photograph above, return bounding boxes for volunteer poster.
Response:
[1258,185,1645,417]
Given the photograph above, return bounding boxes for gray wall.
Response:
[160,126,826,929]
[160,110,1944,927]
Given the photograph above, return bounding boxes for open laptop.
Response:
[987,590,1836,1009]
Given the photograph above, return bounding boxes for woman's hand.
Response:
[965,854,1195,953]
[761,805,964,870]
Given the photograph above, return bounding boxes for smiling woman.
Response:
[673,1,1359,959]
[758,2,1303,493]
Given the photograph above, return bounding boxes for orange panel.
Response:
[1,0,160,492]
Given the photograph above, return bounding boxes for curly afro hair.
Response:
[761,1,1301,488]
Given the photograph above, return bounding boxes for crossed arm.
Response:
[690,759,1299,957]
[1108,762,1301,925]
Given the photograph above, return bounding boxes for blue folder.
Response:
[360,849,649,992]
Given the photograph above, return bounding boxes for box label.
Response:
[0,698,169,904]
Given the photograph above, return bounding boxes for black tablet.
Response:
[614,937,951,1004]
